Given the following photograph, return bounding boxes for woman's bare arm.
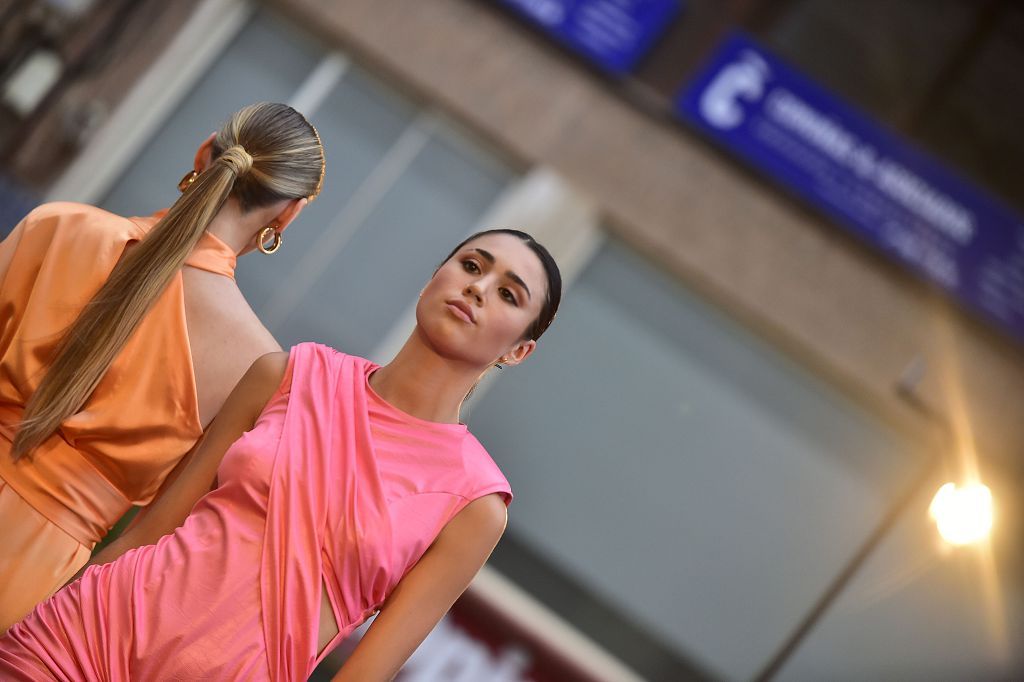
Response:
[121,435,205,535]
[332,493,508,682]
[83,351,290,571]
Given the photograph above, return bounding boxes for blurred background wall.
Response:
[1,1,1023,680]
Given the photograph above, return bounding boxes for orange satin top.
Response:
[0,202,237,547]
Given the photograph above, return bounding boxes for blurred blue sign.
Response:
[499,0,680,74]
[0,174,40,237]
[676,32,1024,345]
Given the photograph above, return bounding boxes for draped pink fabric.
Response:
[260,339,340,680]
[0,343,512,680]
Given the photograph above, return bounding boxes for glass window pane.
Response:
[468,237,924,680]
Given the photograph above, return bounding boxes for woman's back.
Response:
[167,216,282,427]
[0,204,201,500]
[183,270,278,424]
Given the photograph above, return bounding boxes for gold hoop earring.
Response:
[177,170,199,192]
[257,225,282,254]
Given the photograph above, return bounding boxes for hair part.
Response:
[12,102,324,460]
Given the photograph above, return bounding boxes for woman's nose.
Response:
[463,283,483,304]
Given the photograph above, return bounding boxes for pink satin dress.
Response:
[0,343,512,680]
[0,202,236,632]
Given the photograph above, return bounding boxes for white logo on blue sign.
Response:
[698,50,769,130]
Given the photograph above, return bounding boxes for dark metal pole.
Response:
[753,368,953,681]
[750,457,938,681]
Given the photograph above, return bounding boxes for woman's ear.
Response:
[500,339,536,367]
[273,198,308,235]
[193,132,217,172]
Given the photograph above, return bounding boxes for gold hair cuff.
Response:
[307,120,326,202]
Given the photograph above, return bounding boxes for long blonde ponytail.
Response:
[12,103,324,459]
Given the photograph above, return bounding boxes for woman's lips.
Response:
[446,300,475,324]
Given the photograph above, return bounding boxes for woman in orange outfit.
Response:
[0,101,325,632]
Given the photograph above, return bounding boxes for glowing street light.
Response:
[929,481,994,546]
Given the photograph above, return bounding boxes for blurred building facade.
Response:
[2,1,1023,680]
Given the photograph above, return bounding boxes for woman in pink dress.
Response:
[0,225,562,680]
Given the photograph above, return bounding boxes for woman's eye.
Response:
[500,288,518,306]
[462,259,480,274]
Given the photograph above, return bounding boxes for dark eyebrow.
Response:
[507,272,531,300]
[472,247,531,299]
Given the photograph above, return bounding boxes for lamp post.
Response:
[752,358,993,681]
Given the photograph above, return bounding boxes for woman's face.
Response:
[417,233,548,368]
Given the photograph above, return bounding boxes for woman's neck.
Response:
[369,328,481,424]
[205,199,275,255]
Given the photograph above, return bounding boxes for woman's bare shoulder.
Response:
[230,351,291,416]
[249,350,290,376]
[441,494,508,549]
